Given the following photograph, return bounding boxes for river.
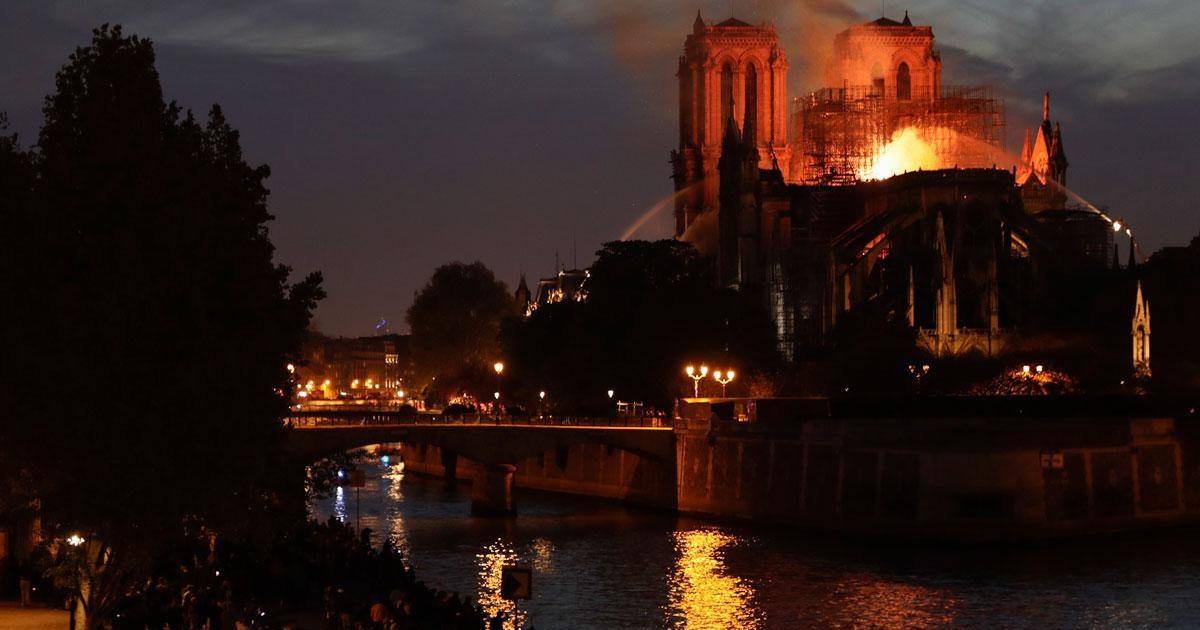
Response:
[311,459,1200,629]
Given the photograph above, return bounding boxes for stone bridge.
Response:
[284,411,676,516]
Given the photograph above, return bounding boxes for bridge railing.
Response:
[285,412,672,429]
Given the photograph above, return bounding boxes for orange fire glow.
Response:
[865,127,940,180]
[861,125,1009,182]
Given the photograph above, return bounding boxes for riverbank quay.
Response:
[0,601,68,629]
[38,517,489,629]
[401,396,1200,542]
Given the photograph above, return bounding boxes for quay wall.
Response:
[673,399,1200,540]
[393,400,1200,540]
[400,441,676,509]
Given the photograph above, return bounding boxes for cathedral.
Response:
[671,11,1121,362]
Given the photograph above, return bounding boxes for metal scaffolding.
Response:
[789,85,1005,185]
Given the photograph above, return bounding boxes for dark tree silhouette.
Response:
[406,261,516,400]
[504,240,780,412]
[0,25,322,627]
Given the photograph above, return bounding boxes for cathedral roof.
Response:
[716,17,754,28]
[868,16,905,27]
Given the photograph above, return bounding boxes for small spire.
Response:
[902,10,912,26]
[694,9,705,31]
[1042,91,1051,122]
[1128,237,1137,269]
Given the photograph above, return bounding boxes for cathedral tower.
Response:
[673,12,789,238]
[825,12,942,100]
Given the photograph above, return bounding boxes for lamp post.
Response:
[712,370,735,397]
[685,364,709,397]
[492,362,504,415]
[538,390,546,417]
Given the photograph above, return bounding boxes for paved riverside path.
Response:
[0,602,68,629]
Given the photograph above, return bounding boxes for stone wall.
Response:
[396,402,1200,540]
[675,412,1197,540]
[399,441,676,509]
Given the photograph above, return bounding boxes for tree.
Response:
[504,240,780,412]
[0,25,322,627]
[406,261,516,400]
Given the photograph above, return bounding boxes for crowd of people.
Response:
[95,517,492,629]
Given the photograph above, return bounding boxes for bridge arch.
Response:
[285,417,677,517]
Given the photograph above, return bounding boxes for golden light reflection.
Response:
[826,576,960,627]
[666,529,762,630]
[476,540,526,630]
[529,538,554,573]
[384,462,410,559]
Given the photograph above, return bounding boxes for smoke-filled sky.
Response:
[3,1,1198,335]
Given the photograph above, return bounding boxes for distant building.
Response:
[523,268,589,317]
[297,333,414,398]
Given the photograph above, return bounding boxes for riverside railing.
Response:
[286,412,672,429]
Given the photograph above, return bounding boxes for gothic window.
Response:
[870,62,884,97]
[897,62,912,100]
[720,63,734,127]
[744,63,758,141]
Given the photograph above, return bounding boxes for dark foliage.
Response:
[406,261,516,401]
[0,25,322,626]
[503,240,780,412]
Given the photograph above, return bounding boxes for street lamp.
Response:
[685,364,709,397]
[712,370,735,397]
[492,362,505,415]
[607,389,615,399]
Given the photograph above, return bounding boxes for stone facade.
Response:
[672,13,789,238]
[824,13,943,101]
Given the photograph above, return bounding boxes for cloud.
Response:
[46,0,432,63]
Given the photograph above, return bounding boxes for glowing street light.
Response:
[493,362,505,375]
[1112,220,1122,232]
[1022,365,1031,376]
[493,391,500,400]
[539,390,546,400]
[607,389,615,399]
[66,534,85,547]
[685,364,709,397]
[712,369,735,397]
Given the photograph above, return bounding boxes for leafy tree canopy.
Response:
[406,261,516,399]
[503,240,780,412]
[0,25,322,625]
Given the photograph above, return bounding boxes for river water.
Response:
[311,460,1200,629]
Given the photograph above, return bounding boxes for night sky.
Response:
[3,1,1197,336]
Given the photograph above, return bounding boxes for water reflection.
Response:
[382,464,410,558]
[529,538,555,574]
[476,540,525,630]
[332,485,347,523]
[311,463,1200,629]
[666,528,763,630]
[827,574,959,627]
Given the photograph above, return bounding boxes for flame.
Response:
[866,127,940,180]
